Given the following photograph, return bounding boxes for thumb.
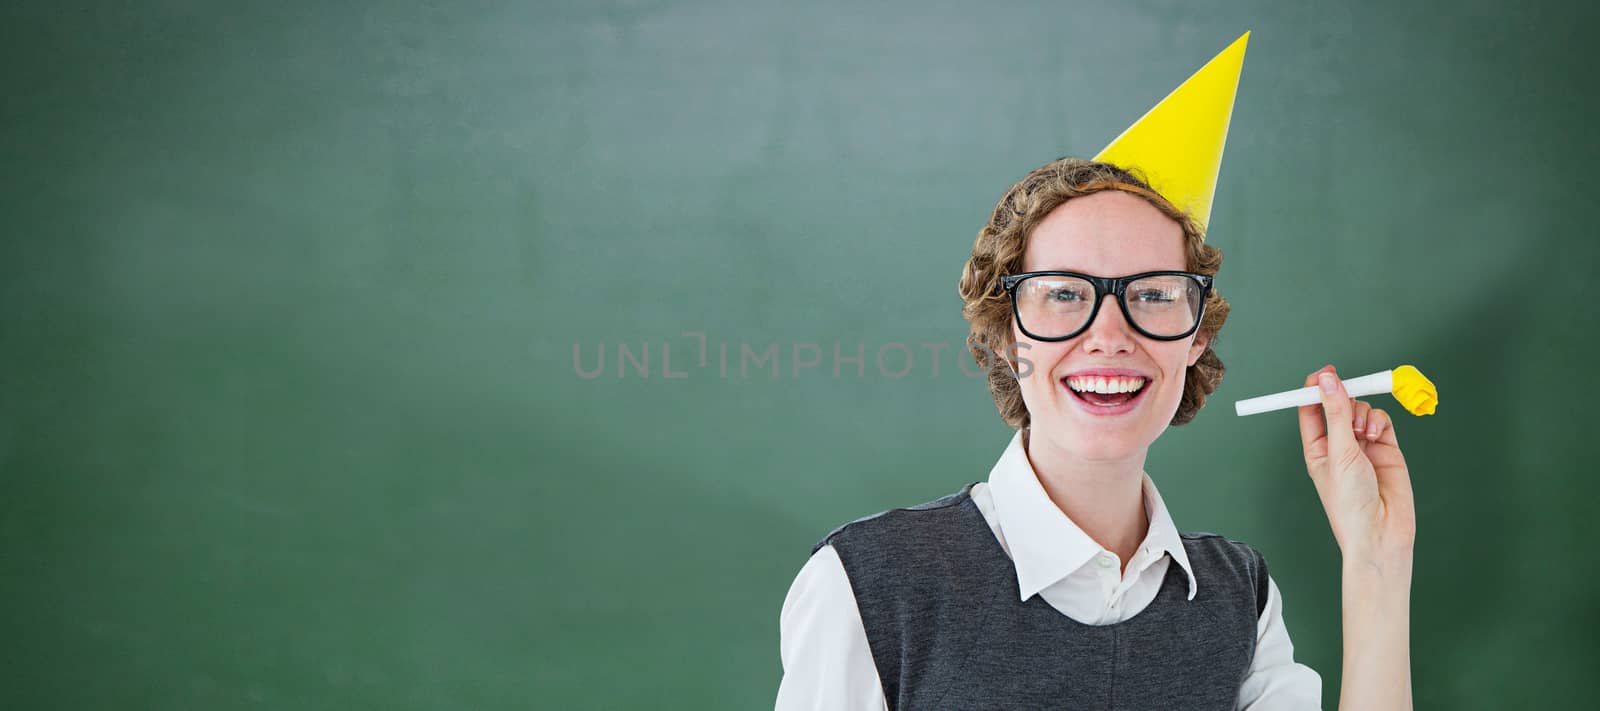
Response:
[1317,370,1360,466]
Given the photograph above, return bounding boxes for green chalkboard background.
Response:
[3,0,1596,708]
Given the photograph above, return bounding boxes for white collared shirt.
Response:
[776,430,1322,710]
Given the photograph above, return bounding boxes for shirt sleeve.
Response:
[1236,574,1324,710]
[775,544,889,711]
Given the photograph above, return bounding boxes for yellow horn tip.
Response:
[1392,364,1438,416]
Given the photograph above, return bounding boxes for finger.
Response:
[1352,399,1370,435]
[1363,406,1387,441]
[1367,407,1401,449]
[1376,408,1400,448]
[1296,365,1336,454]
[1316,369,1361,464]
[1364,408,1415,508]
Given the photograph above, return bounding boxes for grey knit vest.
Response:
[816,483,1269,710]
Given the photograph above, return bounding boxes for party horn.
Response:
[1234,365,1438,417]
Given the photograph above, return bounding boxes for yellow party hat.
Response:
[1093,31,1249,232]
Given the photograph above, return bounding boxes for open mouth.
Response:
[1062,375,1151,411]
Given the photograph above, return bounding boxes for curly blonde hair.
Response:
[957,158,1231,428]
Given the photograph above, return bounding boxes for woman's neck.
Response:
[1023,428,1150,573]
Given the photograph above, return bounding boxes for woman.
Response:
[775,160,1414,710]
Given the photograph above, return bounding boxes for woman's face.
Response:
[1011,190,1210,463]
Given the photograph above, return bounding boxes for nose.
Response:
[1079,293,1137,355]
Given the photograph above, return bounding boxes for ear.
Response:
[1186,331,1211,368]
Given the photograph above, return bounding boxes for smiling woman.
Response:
[775,37,1418,710]
[774,160,1315,710]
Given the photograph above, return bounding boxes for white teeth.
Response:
[1065,376,1148,394]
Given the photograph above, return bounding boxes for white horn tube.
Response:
[1234,370,1394,416]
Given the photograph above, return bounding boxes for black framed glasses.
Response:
[1000,271,1214,342]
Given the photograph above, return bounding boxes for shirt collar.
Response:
[1140,465,1198,601]
[987,429,1198,602]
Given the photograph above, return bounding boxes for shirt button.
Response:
[1098,556,1114,569]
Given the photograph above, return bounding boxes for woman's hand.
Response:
[1302,368,1418,710]
[1297,365,1417,566]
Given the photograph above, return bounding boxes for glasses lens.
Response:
[1013,274,1205,339]
[1123,274,1203,337]
[1014,275,1097,339]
